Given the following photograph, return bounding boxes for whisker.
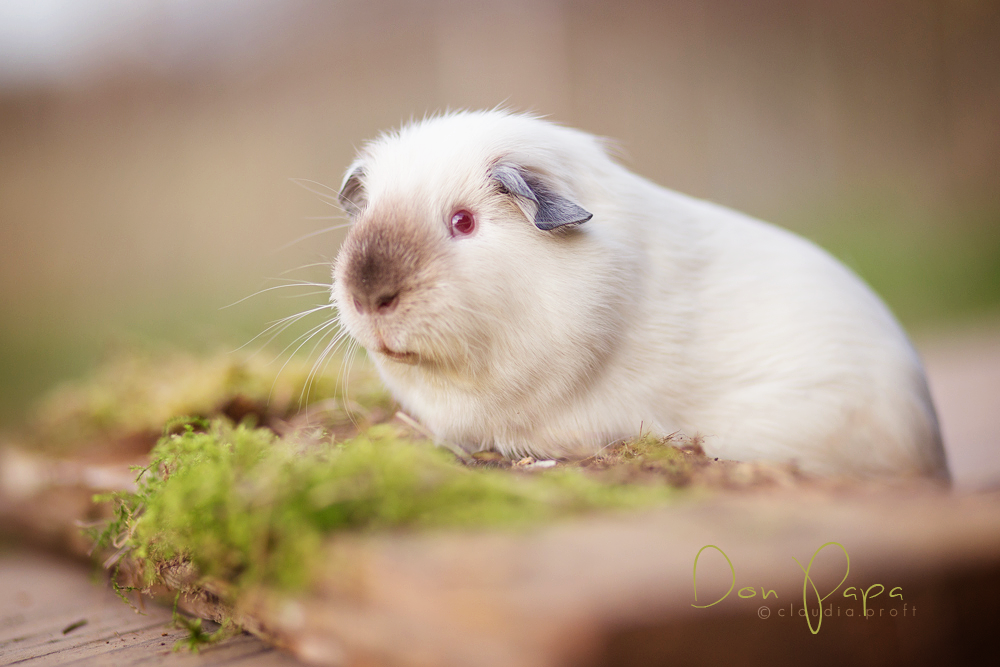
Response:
[328,330,355,379]
[267,318,341,404]
[280,290,331,300]
[270,279,331,287]
[289,177,343,202]
[298,325,351,425]
[342,339,363,430]
[222,283,331,309]
[302,325,350,411]
[232,304,333,353]
[268,317,341,366]
[273,223,353,253]
[329,338,355,428]
[278,261,334,276]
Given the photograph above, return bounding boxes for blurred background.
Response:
[1,0,998,479]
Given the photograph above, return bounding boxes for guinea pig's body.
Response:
[331,110,948,479]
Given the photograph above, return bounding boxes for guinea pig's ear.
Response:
[490,164,593,230]
[338,162,367,216]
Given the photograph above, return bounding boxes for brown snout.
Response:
[339,213,431,316]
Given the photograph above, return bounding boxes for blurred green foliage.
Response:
[0,291,337,429]
[793,198,1000,329]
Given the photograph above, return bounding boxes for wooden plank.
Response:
[252,489,1000,666]
[4,440,1000,665]
[0,545,303,666]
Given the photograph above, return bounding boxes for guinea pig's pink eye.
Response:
[450,209,476,237]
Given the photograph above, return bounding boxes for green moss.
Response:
[97,420,681,595]
[30,349,391,449]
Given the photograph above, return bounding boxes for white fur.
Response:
[331,110,949,479]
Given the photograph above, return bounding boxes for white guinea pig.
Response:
[330,110,949,480]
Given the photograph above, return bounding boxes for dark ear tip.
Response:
[533,203,593,231]
[491,163,594,231]
[535,211,594,232]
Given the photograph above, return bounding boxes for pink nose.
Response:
[352,291,399,314]
[376,292,399,313]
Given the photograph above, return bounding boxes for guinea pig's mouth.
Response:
[370,330,419,365]
[377,346,419,365]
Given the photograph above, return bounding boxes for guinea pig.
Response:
[330,110,949,480]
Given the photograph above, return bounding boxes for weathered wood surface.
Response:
[3,441,1000,666]
[0,545,303,666]
[231,488,1000,666]
[4,453,999,666]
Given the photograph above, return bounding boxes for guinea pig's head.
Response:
[331,111,622,387]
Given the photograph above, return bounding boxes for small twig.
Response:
[62,619,88,635]
[394,411,471,462]
[103,544,131,570]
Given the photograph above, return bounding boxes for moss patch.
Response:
[25,349,391,457]
[95,420,685,595]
